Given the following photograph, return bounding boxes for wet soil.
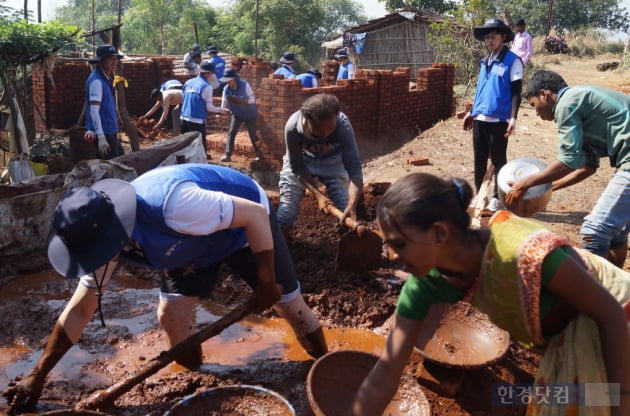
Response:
[3,54,629,415]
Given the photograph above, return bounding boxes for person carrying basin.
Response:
[350,172,630,416]
[506,69,630,268]
[4,163,328,415]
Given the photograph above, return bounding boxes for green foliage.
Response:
[0,19,80,69]
[383,0,455,14]
[504,0,629,36]
[55,0,129,36]
[428,0,495,89]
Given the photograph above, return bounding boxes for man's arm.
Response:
[552,165,596,191]
[201,85,226,113]
[141,100,161,120]
[230,196,281,308]
[505,160,574,204]
[154,101,171,128]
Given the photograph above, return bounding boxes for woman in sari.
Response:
[351,172,629,416]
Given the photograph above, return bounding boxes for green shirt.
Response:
[554,85,630,171]
[396,246,571,321]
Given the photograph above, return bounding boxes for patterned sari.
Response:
[470,210,630,416]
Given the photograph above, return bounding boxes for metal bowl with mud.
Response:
[415,302,510,369]
[164,384,295,416]
[307,350,431,416]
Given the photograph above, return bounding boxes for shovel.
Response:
[300,178,384,272]
[76,297,257,411]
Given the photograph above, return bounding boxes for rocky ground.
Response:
[1,53,629,415]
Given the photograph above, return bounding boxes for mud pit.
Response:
[0,187,540,416]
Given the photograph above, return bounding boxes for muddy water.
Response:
[0,269,387,396]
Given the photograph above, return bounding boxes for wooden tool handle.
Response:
[78,298,257,411]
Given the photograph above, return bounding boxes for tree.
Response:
[0,18,80,148]
[428,0,494,90]
[383,0,456,14]
[504,0,630,36]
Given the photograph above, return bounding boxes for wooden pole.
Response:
[78,298,257,411]
[255,0,259,58]
[546,0,554,37]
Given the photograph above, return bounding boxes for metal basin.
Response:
[497,157,552,217]
[165,385,295,416]
[414,302,510,369]
[307,350,430,416]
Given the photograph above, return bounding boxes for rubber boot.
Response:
[297,327,328,358]
[4,321,74,414]
[273,295,328,358]
[174,343,203,371]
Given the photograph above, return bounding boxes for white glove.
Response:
[97,135,110,157]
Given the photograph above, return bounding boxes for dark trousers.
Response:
[94,133,124,160]
[472,120,508,198]
[181,119,207,152]
[224,116,259,156]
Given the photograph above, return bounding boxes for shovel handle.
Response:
[78,298,257,411]
[299,177,381,237]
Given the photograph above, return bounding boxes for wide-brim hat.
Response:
[308,68,322,78]
[199,60,215,73]
[473,18,514,43]
[219,68,238,83]
[48,179,136,278]
[334,48,349,58]
[89,45,125,64]
[279,51,296,64]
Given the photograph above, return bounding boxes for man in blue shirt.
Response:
[219,69,262,162]
[180,61,227,155]
[84,45,125,160]
[297,68,322,88]
[208,45,226,97]
[462,18,523,212]
[273,51,297,79]
[335,49,354,83]
[4,164,328,414]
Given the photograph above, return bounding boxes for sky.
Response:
[3,0,389,21]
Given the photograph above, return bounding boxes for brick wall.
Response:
[32,55,454,165]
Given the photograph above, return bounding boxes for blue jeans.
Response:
[276,152,350,228]
[580,169,630,256]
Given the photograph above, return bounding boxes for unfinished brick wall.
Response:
[32,56,454,166]
[32,56,196,131]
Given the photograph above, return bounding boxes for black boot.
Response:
[297,327,328,358]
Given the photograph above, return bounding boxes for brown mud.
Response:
[0,188,540,416]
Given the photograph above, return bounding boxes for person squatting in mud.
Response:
[350,172,630,416]
[276,93,364,238]
[507,69,630,269]
[4,163,328,414]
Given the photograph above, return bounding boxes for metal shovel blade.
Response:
[335,229,383,272]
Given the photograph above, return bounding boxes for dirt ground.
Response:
[1,53,630,416]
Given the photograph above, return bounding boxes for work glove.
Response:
[83,130,97,143]
[97,135,110,158]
